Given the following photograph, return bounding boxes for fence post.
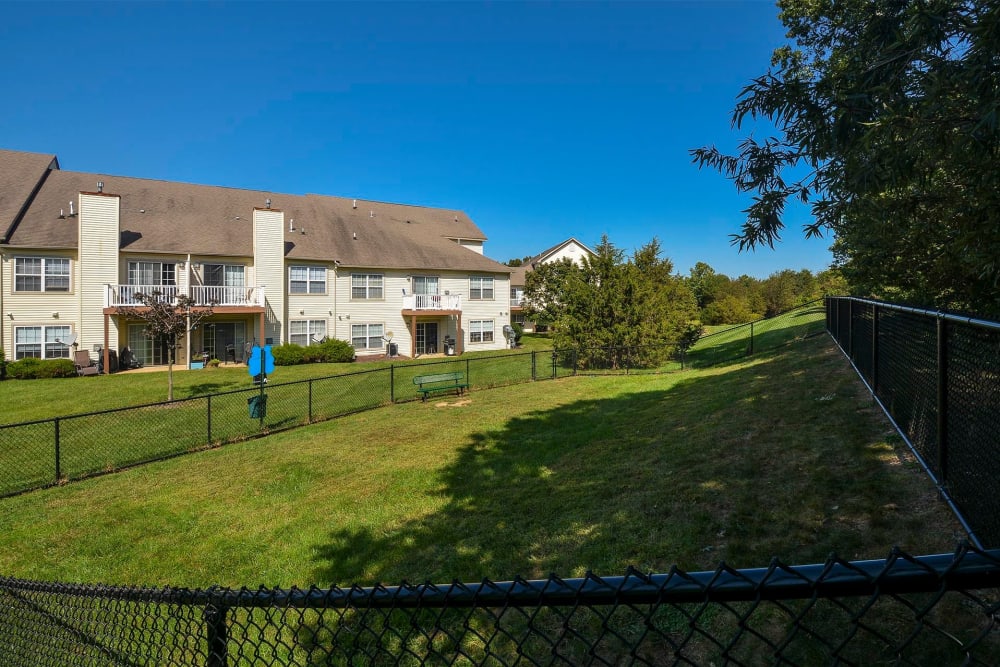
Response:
[531,351,536,381]
[54,417,61,484]
[466,358,471,385]
[308,380,313,422]
[848,299,855,359]
[937,316,949,483]
[749,322,754,355]
[390,365,395,403]
[871,304,879,392]
[204,603,229,667]
[207,395,212,446]
[572,349,578,375]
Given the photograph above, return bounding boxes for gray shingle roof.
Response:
[0,149,58,242]
[2,149,511,274]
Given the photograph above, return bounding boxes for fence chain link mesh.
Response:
[1,546,998,665]
[826,296,1000,547]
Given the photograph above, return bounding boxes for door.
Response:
[415,322,439,354]
[205,322,247,362]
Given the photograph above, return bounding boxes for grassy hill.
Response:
[0,332,964,589]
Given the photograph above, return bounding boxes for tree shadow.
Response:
[310,338,959,589]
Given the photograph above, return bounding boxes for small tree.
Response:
[117,292,214,400]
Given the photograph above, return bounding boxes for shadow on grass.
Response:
[310,338,956,588]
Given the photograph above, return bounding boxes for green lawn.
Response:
[0,333,963,590]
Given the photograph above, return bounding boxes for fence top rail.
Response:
[4,545,997,610]
[830,295,1000,332]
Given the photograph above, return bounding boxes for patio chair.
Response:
[74,350,99,376]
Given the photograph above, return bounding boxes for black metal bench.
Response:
[413,372,468,401]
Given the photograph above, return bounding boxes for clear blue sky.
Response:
[1,1,833,279]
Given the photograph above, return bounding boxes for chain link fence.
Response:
[0,302,844,500]
[684,299,827,368]
[826,296,1000,547]
[1,544,998,665]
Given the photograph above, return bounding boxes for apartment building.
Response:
[0,149,513,369]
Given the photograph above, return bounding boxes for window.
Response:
[204,264,245,287]
[128,261,175,286]
[290,320,327,346]
[511,313,526,326]
[469,319,495,343]
[470,276,494,300]
[351,323,384,350]
[411,276,439,296]
[15,257,70,292]
[14,325,72,359]
[128,325,169,366]
[351,274,384,300]
[510,286,524,306]
[289,266,327,294]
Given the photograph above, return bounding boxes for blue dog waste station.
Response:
[247,344,275,419]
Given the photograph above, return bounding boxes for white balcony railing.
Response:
[190,285,264,307]
[510,297,525,308]
[106,285,264,308]
[402,294,463,311]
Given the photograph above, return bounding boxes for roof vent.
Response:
[289,218,295,232]
[97,181,104,193]
[69,201,75,216]
[454,215,458,222]
[353,232,357,240]
[352,199,357,209]
[266,198,272,209]
[369,211,374,218]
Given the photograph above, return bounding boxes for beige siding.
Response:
[334,270,409,353]
[458,239,484,254]
[79,193,120,352]
[454,272,511,351]
[286,261,335,344]
[1,250,80,358]
[253,209,285,345]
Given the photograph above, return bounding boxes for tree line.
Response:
[522,235,839,359]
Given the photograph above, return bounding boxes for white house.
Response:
[509,238,595,332]
[0,148,514,369]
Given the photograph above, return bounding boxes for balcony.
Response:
[106,285,265,308]
[402,294,462,311]
[510,297,525,309]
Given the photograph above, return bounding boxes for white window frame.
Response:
[470,276,494,300]
[14,325,73,359]
[411,275,439,296]
[351,274,384,300]
[350,323,384,350]
[290,320,327,346]
[14,257,70,293]
[289,265,327,294]
[127,260,176,287]
[203,263,246,287]
[469,319,495,344]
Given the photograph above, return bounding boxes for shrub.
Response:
[301,346,326,363]
[7,357,77,379]
[207,358,221,368]
[316,338,355,363]
[512,323,524,345]
[7,358,40,380]
[272,343,305,366]
[0,348,6,381]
